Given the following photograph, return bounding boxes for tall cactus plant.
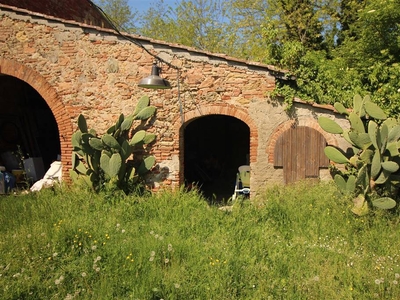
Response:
[70,95,157,194]
[318,94,400,216]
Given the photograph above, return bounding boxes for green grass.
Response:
[1,182,400,299]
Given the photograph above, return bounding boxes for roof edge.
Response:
[0,3,292,79]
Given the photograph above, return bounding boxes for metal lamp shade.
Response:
[138,63,171,89]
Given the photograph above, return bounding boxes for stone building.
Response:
[0,0,348,199]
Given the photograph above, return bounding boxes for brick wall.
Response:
[0,0,113,28]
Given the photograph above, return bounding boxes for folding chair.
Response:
[232,165,250,201]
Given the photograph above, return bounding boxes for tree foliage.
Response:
[138,0,230,53]
[95,0,139,31]
[272,0,400,113]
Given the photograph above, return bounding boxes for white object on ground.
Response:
[30,161,62,192]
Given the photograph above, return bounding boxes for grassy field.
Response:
[1,182,400,299]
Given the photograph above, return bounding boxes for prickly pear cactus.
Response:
[318,94,400,215]
[70,96,157,194]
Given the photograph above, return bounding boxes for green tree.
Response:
[95,0,139,32]
[223,0,270,61]
[138,0,230,53]
[137,0,336,65]
[335,0,366,45]
[226,0,337,68]
[273,0,400,113]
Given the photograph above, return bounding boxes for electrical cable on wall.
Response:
[87,0,178,70]
[87,0,189,124]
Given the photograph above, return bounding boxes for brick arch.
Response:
[0,58,73,179]
[172,104,258,184]
[267,118,338,164]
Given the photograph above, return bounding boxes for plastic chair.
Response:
[232,165,250,201]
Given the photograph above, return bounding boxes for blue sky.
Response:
[128,0,176,14]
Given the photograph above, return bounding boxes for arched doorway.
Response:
[273,126,330,184]
[183,115,250,202]
[0,75,60,182]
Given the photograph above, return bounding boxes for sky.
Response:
[127,0,177,14]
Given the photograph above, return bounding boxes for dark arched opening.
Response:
[0,75,60,183]
[184,115,250,202]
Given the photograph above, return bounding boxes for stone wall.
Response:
[0,5,348,196]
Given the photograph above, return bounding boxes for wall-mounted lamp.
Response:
[138,61,171,89]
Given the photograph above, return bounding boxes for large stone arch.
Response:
[0,58,73,179]
[172,103,258,185]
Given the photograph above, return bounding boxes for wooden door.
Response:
[274,126,329,184]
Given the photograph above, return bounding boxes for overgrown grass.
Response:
[1,182,400,299]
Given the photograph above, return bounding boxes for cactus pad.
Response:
[77,114,88,133]
[324,146,349,164]
[318,116,343,134]
[120,116,134,132]
[102,134,121,151]
[143,133,157,144]
[89,137,103,151]
[137,156,156,174]
[109,153,122,177]
[334,102,349,115]
[372,197,396,209]
[135,106,157,120]
[134,95,150,115]
[365,101,387,120]
[130,130,146,146]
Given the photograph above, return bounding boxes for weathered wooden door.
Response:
[274,126,329,184]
